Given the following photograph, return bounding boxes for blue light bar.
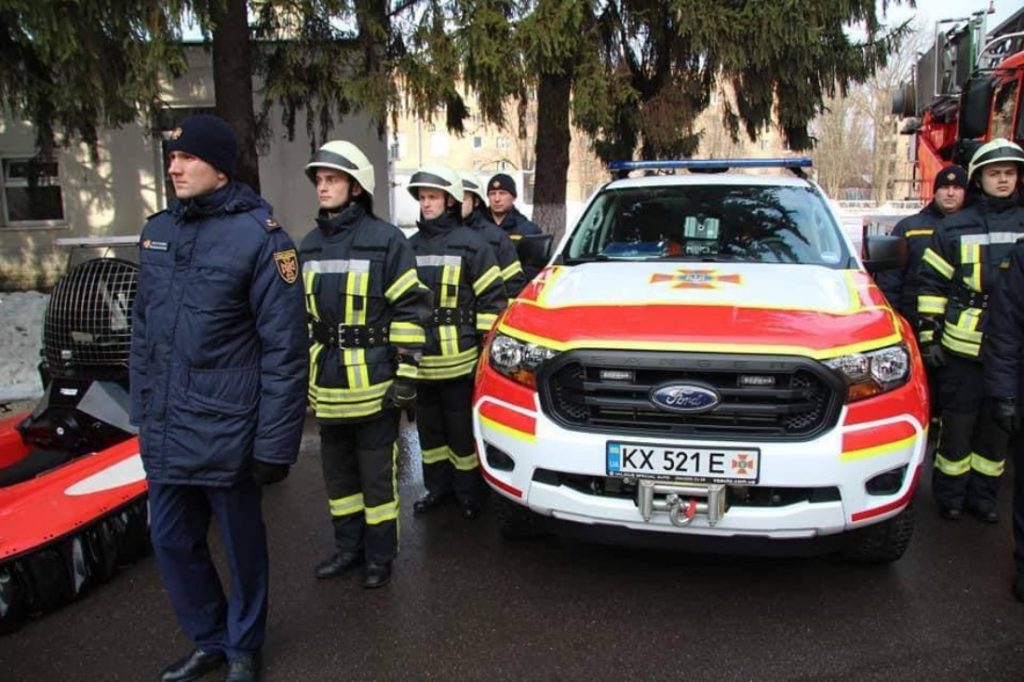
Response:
[607,157,813,171]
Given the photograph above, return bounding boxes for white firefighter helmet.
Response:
[968,137,1024,180]
[407,163,464,205]
[305,140,375,197]
[459,170,488,204]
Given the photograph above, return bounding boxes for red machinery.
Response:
[0,237,148,633]
[893,8,1024,201]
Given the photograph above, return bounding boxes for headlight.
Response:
[488,333,559,388]
[823,345,910,401]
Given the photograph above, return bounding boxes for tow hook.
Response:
[638,480,726,527]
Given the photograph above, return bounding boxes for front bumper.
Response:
[473,369,927,540]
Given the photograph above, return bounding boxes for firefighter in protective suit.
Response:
[917,138,1024,523]
[300,141,430,588]
[408,164,508,518]
[460,169,528,297]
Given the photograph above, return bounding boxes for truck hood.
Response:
[501,263,902,359]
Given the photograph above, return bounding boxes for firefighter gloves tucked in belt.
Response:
[251,460,290,486]
[992,398,1020,433]
[385,377,417,410]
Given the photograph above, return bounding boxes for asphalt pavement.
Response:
[2,414,1023,681]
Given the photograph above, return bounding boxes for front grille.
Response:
[539,350,844,441]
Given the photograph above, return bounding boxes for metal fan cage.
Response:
[42,258,138,378]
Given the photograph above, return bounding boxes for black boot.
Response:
[160,648,225,682]
[413,491,454,514]
[363,562,392,589]
[314,551,364,579]
[225,653,261,682]
[966,501,1000,524]
[938,506,962,521]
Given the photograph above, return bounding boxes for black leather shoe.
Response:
[314,551,364,579]
[413,491,453,514]
[224,654,260,682]
[938,506,962,521]
[363,562,392,589]
[966,503,1000,524]
[160,648,225,682]
[1013,575,1024,603]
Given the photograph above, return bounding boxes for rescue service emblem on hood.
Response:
[273,249,298,284]
[649,383,721,413]
[650,268,742,289]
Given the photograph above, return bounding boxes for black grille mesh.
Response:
[43,258,138,377]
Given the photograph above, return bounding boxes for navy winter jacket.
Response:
[873,202,947,323]
[129,182,309,485]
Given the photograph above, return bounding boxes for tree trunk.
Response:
[211,0,260,193]
[532,70,572,243]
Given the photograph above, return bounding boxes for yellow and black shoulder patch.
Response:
[273,248,298,284]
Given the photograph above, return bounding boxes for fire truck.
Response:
[892,7,1024,201]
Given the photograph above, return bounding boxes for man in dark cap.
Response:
[485,172,542,237]
[876,164,967,323]
[131,113,309,682]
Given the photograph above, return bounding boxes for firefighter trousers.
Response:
[1014,435,1024,575]
[415,375,484,507]
[933,355,1009,512]
[320,410,401,565]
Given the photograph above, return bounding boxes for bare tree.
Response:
[811,91,873,199]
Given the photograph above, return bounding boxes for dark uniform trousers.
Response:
[934,354,1010,511]
[320,409,401,564]
[416,375,484,506]
[148,479,267,659]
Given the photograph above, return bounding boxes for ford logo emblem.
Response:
[649,383,720,413]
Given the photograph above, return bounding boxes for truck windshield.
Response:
[564,184,848,267]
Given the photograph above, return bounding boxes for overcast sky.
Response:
[882,0,1017,35]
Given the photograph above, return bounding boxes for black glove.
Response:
[251,460,290,486]
[993,398,1021,434]
[920,342,946,369]
[385,377,417,410]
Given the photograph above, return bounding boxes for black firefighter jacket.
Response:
[466,207,527,297]
[299,203,430,422]
[410,213,508,381]
[984,239,1024,400]
[917,191,1024,360]
[874,201,947,323]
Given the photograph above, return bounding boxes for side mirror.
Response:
[862,234,907,273]
[958,75,995,139]
[515,233,554,270]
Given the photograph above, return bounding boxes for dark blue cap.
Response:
[166,114,239,179]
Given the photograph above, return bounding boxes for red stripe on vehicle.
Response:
[851,465,921,522]
[479,401,536,436]
[480,465,522,498]
[842,420,917,453]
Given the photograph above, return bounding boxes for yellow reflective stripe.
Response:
[439,324,460,356]
[344,270,371,389]
[450,450,479,471]
[922,248,954,279]
[365,500,399,525]
[329,493,365,517]
[919,329,935,343]
[934,452,971,476]
[476,312,498,332]
[417,355,478,380]
[904,229,933,238]
[309,343,324,389]
[473,265,502,296]
[970,453,1005,477]
[940,334,980,357]
[423,445,450,464]
[396,362,418,380]
[313,400,386,419]
[311,381,390,403]
[421,346,478,368]
[918,295,948,315]
[440,264,461,308]
[392,444,400,548]
[390,320,425,345]
[304,271,320,321]
[945,319,983,343]
[385,268,419,303]
[501,261,524,281]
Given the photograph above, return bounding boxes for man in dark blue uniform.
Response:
[484,173,544,282]
[130,114,308,682]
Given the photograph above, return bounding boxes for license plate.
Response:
[606,441,760,484]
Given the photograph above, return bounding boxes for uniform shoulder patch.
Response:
[273,248,299,284]
[265,218,280,231]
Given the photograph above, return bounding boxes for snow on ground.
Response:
[0,291,48,401]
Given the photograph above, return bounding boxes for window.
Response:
[473,136,483,149]
[389,133,406,161]
[497,136,510,149]
[2,157,65,226]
